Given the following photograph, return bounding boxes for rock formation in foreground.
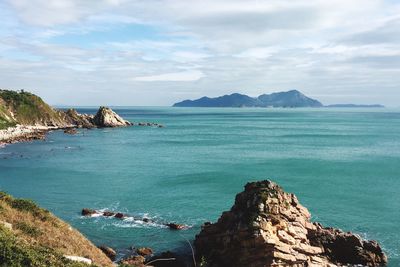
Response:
[195,180,387,267]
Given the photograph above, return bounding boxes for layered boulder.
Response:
[194,180,387,267]
[93,106,132,127]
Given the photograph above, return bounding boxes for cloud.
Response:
[341,18,400,45]
[133,70,204,82]
[1,0,400,106]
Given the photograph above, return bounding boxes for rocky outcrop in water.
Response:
[64,107,132,128]
[92,106,132,127]
[194,180,387,267]
[64,108,95,128]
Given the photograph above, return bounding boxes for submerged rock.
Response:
[63,128,77,134]
[194,180,387,267]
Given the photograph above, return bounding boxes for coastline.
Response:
[0,125,74,147]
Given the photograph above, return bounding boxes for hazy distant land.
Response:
[173,90,384,108]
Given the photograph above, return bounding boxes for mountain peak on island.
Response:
[173,90,323,108]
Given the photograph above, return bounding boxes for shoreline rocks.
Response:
[81,208,188,231]
[194,180,387,267]
[0,106,164,146]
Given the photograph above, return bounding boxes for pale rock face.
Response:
[63,255,92,264]
[194,180,387,267]
[0,220,12,230]
[92,106,132,127]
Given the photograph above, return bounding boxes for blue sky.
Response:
[0,0,399,106]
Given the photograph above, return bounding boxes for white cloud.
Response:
[133,70,204,82]
[1,0,400,105]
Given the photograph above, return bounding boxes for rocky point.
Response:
[194,180,387,267]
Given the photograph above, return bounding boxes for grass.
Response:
[0,192,113,267]
[0,225,92,267]
[0,89,66,127]
[15,222,43,238]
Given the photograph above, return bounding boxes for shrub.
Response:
[0,226,94,267]
[9,198,51,222]
[15,222,42,238]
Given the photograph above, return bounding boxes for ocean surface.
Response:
[0,107,399,266]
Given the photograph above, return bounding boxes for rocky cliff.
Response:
[0,89,132,130]
[0,90,134,144]
[0,89,70,129]
[195,180,387,267]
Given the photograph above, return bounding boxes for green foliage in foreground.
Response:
[0,226,93,267]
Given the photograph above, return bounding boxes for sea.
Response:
[0,107,399,266]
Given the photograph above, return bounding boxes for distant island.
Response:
[173,90,385,108]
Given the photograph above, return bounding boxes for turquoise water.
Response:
[0,107,399,266]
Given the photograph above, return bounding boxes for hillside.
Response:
[0,90,68,129]
[173,90,323,107]
[0,192,113,266]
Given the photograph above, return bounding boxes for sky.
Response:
[0,0,399,106]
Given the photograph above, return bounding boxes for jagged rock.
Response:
[81,208,97,216]
[194,180,387,267]
[120,255,146,266]
[93,106,132,127]
[136,247,154,256]
[165,223,186,230]
[98,245,117,261]
[103,211,115,217]
[64,109,95,128]
[114,212,125,219]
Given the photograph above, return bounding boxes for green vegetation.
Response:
[0,89,66,128]
[0,103,16,130]
[0,192,113,266]
[15,222,43,238]
[0,193,51,222]
[0,226,91,267]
